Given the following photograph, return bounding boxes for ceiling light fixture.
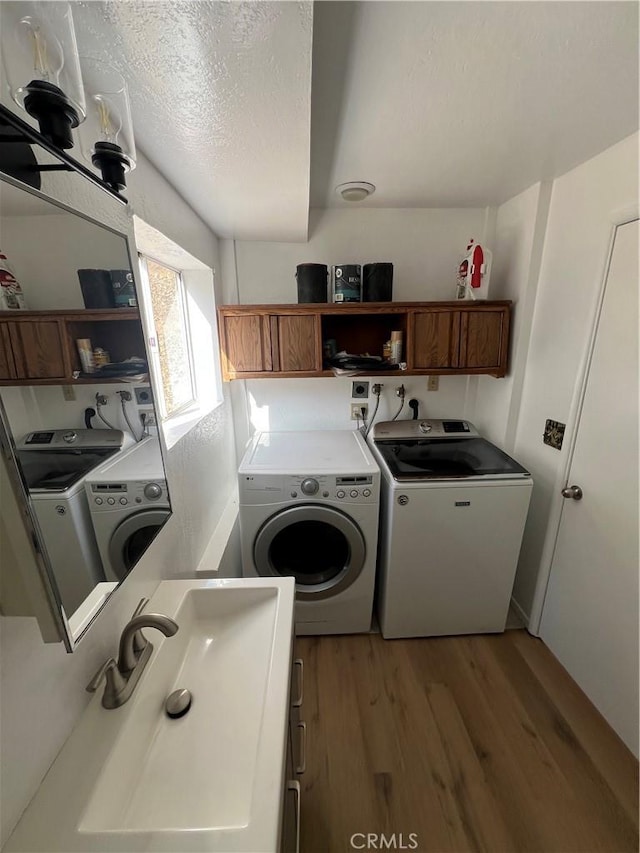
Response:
[78,57,136,192]
[336,181,376,202]
[1,2,86,150]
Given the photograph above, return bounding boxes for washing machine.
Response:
[85,436,170,582]
[239,430,380,635]
[14,429,124,616]
[370,418,533,639]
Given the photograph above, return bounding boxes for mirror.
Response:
[0,176,172,645]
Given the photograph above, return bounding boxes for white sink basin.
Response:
[6,578,296,852]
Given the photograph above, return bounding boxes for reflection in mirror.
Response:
[0,176,172,645]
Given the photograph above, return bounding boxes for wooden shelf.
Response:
[218,301,511,381]
[0,309,146,386]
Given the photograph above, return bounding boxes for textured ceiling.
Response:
[73,1,313,241]
[311,1,639,208]
[2,2,637,240]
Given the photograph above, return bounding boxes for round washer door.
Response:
[253,504,366,600]
[108,508,171,581]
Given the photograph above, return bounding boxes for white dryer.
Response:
[85,436,170,582]
[239,430,380,635]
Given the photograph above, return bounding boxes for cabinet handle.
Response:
[295,721,307,775]
[287,780,301,853]
[293,658,304,707]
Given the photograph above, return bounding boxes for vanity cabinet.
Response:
[0,309,145,385]
[281,653,305,853]
[218,301,511,380]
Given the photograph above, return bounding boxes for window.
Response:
[138,255,196,418]
[134,215,222,450]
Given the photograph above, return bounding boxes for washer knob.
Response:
[419,421,432,434]
[301,478,319,496]
[62,430,77,443]
[144,482,162,500]
[363,489,371,497]
[350,489,358,498]
[336,489,346,499]
[95,497,103,505]
[119,497,128,505]
[107,497,116,505]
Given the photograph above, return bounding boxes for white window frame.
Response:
[132,216,223,450]
[137,253,197,420]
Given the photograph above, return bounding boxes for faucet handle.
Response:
[131,598,150,657]
[131,597,149,619]
[86,658,127,707]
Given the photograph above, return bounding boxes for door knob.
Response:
[561,485,583,500]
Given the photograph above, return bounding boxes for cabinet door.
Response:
[275,315,318,373]
[459,310,508,372]
[413,310,460,369]
[8,320,68,380]
[220,314,270,376]
[0,323,17,380]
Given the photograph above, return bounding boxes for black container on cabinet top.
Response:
[362,263,393,302]
[296,263,328,303]
[77,269,116,309]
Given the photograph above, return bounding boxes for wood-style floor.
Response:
[296,631,638,853]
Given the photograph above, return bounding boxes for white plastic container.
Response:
[0,251,27,309]
[456,240,492,300]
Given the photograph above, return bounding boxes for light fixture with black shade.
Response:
[0,2,86,150]
[78,58,136,192]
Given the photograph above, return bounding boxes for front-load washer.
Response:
[239,430,380,635]
[85,436,170,582]
[370,418,533,639]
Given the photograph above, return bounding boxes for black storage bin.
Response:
[77,269,116,309]
[362,262,393,302]
[296,263,328,303]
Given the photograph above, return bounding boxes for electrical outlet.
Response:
[62,385,76,401]
[135,386,153,405]
[352,381,369,399]
[350,403,368,421]
[427,376,440,391]
[139,409,157,427]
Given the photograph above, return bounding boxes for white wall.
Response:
[1,383,152,442]
[0,152,237,847]
[1,214,130,310]
[511,133,639,618]
[223,206,490,454]
[472,182,551,451]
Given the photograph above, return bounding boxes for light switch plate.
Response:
[62,385,76,401]
[543,419,565,450]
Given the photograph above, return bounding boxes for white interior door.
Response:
[540,219,639,756]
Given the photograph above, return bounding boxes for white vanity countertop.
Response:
[6,577,296,853]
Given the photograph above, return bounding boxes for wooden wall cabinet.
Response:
[218,301,510,381]
[0,309,145,385]
[219,311,321,378]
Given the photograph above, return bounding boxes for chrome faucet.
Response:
[87,599,178,709]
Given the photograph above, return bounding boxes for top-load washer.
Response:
[15,428,124,615]
[85,436,170,582]
[370,418,533,639]
[239,430,380,635]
